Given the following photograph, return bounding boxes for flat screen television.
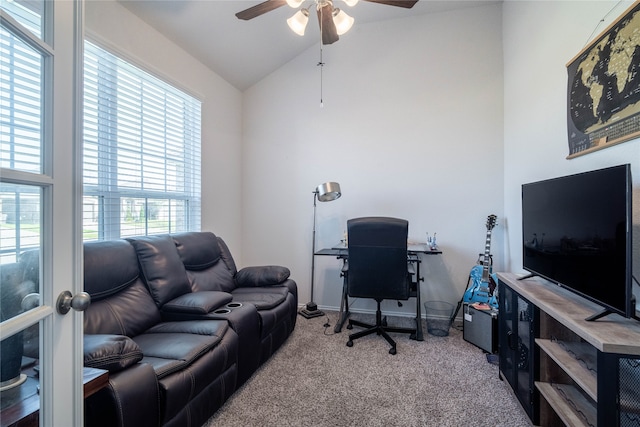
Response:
[521,164,633,320]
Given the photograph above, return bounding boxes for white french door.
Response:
[0,1,83,425]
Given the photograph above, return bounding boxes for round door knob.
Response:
[21,293,41,311]
[57,291,91,315]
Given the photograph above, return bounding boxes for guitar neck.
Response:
[481,229,493,280]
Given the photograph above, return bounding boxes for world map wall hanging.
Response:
[566,0,640,159]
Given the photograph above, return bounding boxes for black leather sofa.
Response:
[83,231,298,427]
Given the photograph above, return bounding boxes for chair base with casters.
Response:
[346,299,417,355]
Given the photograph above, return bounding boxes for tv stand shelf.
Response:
[535,382,595,427]
[535,338,597,400]
[497,272,640,427]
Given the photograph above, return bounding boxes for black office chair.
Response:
[345,217,416,355]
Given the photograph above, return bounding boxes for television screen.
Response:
[522,164,633,319]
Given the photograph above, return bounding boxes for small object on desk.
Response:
[431,233,437,250]
[426,232,438,250]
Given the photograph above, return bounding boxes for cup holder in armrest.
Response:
[213,302,243,315]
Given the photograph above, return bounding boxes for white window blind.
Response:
[83,41,201,241]
[0,23,43,175]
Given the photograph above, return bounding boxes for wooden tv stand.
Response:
[497,272,640,427]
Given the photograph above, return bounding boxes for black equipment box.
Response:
[463,303,497,353]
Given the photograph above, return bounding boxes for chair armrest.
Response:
[340,260,348,279]
[407,263,415,275]
[161,291,233,315]
[235,265,290,287]
[84,334,143,373]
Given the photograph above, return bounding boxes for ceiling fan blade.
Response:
[236,0,288,20]
[363,0,418,8]
[317,4,339,45]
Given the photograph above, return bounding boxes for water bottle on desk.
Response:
[426,232,437,250]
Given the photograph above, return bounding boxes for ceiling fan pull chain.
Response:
[318,45,324,108]
[318,7,324,108]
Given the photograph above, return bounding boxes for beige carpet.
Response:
[204,311,531,427]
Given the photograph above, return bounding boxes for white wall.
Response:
[242,4,504,316]
[503,0,640,302]
[84,0,245,256]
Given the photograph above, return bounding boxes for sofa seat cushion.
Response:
[133,320,229,379]
[158,329,238,425]
[230,286,289,310]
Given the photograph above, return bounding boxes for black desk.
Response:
[315,244,442,340]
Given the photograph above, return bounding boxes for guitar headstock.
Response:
[486,214,497,231]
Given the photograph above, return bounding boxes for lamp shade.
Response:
[287,9,309,36]
[316,182,341,202]
[332,9,354,36]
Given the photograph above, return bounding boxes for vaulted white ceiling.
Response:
[119,0,499,91]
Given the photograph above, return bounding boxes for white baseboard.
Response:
[298,303,452,321]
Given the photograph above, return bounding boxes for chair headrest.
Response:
[347,217,408,247]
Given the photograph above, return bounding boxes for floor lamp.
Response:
[299,181,341,319]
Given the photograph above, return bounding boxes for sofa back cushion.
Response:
[84,240,161,336]
[172,232,236,293]
[127,235,191,307]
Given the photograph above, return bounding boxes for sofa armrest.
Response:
[85,362,160,427]
[161,291,233,315]
[235,266,290,287]
[84,334,143,373]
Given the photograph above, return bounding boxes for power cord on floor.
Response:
[319,298,360,336]
[322,314,334,335]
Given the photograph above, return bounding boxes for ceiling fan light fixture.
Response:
[343,0,359,7]
[332,9,354,35]
[287,9,310,36]
[286,0,304,7]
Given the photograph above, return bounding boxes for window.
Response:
[83,41,201,241]
[1,1,46,262]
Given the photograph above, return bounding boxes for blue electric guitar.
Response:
[463,215,498,309]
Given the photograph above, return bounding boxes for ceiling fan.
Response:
[236,0,419,45]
